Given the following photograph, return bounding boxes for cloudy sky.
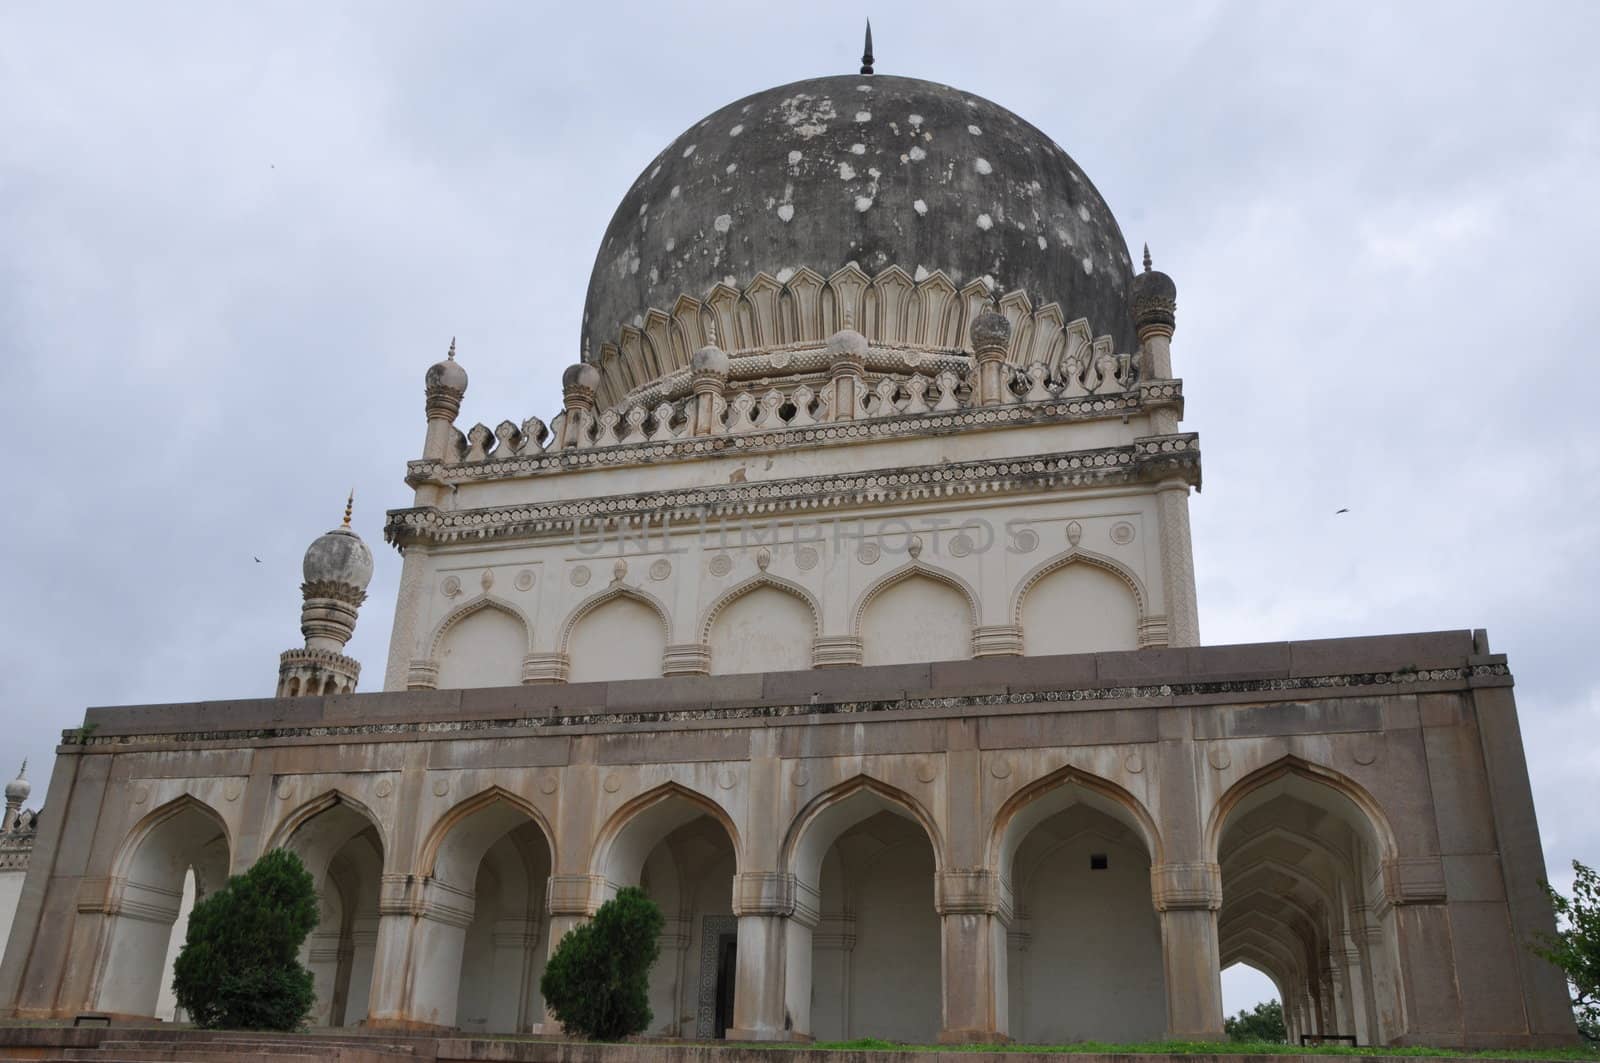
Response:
[3,1,1597,1015]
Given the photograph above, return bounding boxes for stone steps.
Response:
[61,1035,417,1063]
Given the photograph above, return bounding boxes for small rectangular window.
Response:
[1090,853,1109,870]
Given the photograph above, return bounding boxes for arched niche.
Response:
[431,597,531,689]
[562,587,671,684]
[95,797,230,1018]
[854,563,977,666]
[781,776,944,1042]
[1208,758,1402,1045]
[414,787,555,1034]
[275,792,387,1027]
[1014,551,1144,655]
[988,768,1166,1042]
[591,783,741,1038]
[702,576,819,675]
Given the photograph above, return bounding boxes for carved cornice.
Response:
[406,384,1183,488]
[63,664,1510,750]
[388,435,1202,549]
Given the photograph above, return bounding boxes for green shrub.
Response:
[1224,999,1287,1043]
[540,886,664,1040]
[171,848,319,1030]
[1537,860,1600,1041]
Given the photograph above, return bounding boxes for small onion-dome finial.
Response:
[1131,244,1177,336]
[860,19,874,75]
[562,362,601,396]
[426,336,468,394]
[6,761,30,804]
[691,343,729,376]
[970,284,1011,350]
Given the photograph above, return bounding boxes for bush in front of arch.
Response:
[540,886,664,1040]
[171,848,319,1030]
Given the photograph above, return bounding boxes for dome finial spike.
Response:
[343,490,354,528]
[1142,244,1152,273]
[16,760,24,780]
[860,19,874,75]
[447,336,457,360]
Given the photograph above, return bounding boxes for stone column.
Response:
[935,870,1009,1043]
[1155,479,1201,647]
[365,877,473,1031]
[1379,856,1464,1044]
[729,872,797,1040]
[826,329,867,421]
[1152,861,1226,1041]
[383,544,430,691]
[691,345,729,435]
[542,873,608,1028]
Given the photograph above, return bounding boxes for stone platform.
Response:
[0,1026,1592,1063]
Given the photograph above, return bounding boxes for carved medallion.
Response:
[1110,521,1136,545]
[708,553,733,577]
[791,766,811,787]
[1066,520,1083,546]
[441,575,462,598]
[570,565,592,587]
[1207,745,1232,771]
[432,777,450,797]
[796,546,820,571]
[1124,752,1144,774]
[1011,528,1039,554]
[515,569,536,591]
[223,781,242,802]
[756,547,772,571]
[603,773,622,794]
[374,778,394,798]
[539,775,559,795]
[717,769,738,790]
[649,559,672,581]
[950,533,975,558]
[989,757,1012,779]
[916,761,937,783]
[857,541,881,565]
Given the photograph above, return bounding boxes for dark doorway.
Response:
[713,933,738,1038]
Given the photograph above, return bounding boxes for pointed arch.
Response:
[426,594,533,659]
[852,560,980,636]
[590,781,742,889]
[782,773,945,887]
[1010,548,1148,628]
[1204,755,1399,866]
[417,784,557,885]
[699,572,821,643]
[987,763,1163,879]
[264,788,388,866]
[558,582,674,654]
[110,794,231,886]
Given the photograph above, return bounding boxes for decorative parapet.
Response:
[277,648,361,697]
[590,268,1128,408]
[0,816,35,872]
[388,435,1202,549]
[408,373,1184,488]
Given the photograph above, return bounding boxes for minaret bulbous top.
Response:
[5,762,29,805]
[303,498,373,592]
[1131,245,1177,336]
[426,337,468,395]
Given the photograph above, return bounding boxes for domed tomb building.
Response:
[0,57,1577,1051]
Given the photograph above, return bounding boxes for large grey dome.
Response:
[582,74,1136,369]
[303,525,373,591]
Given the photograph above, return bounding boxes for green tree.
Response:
[1536,860,1600,1041]
[1224,999,1287,1043]
[171,848,319,1031]
[540,886,664,1040]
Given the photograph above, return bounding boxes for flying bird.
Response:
[253,556,261,563]
[1335,508,1350,515]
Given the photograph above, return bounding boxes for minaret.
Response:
[277,495,374,697]
[3,761,30,833]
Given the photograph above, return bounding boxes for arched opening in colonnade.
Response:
[784,777,943,1042]
[1213,760,1403,1046]
[279,793,385,1027]
[594,784,740,1038]
[94,797,230,1018]
[992,771,1166,1042]
[420,787,553,1033]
